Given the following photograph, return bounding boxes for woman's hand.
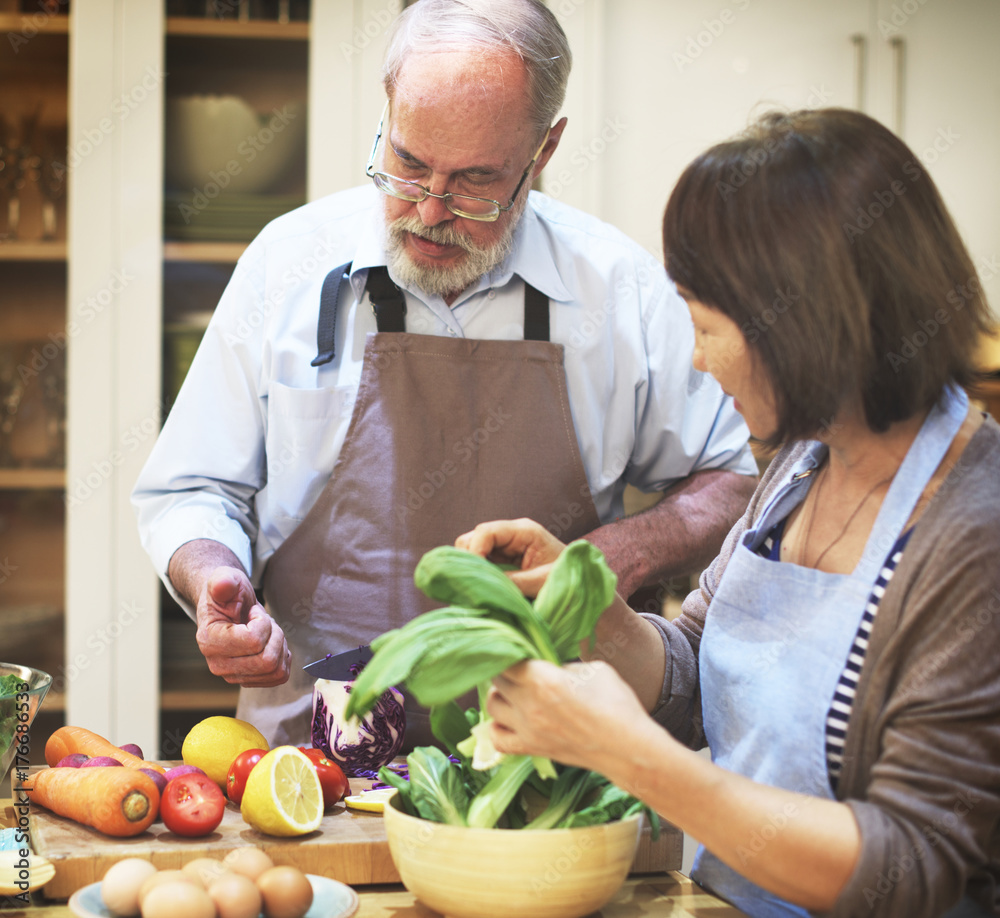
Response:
[486,659,649,772]
[455,517,567,597]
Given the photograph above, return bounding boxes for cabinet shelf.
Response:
[163,240,247,263]
[0,469,65,489]
[0,241,67,262]
[0,12,69,34]
[166,16,308,40]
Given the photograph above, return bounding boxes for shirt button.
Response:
[487,290,496,299]
[449,327,458,337]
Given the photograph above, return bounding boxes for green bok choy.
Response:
[344,540,659,834]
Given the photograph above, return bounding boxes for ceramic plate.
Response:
[68,873,359,918]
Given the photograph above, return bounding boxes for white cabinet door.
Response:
[552,0,872,257]
[870,0,1000,314]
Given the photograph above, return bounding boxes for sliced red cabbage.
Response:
[311,677,405,776]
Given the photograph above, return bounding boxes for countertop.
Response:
[2,796,746,917]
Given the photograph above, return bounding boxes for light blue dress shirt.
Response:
[133,186,755,612]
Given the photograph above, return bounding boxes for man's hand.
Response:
[194,567,291,687]
[455,517,567,598]
[168,539,290,688]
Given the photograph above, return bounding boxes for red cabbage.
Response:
[311,678,405,776]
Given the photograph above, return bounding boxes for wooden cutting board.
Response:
[19,764,681,899]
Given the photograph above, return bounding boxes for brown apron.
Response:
[242,266,600,747]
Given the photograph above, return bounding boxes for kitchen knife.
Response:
[303,644,373,681]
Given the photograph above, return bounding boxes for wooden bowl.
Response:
[383,793,641,918]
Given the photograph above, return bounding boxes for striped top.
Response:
[758,519,913,791]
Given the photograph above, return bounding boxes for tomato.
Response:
[298,747,349,807]
[226,748,267,804]
[160,773,226,837]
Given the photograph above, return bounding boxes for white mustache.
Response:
[391,216,473,252]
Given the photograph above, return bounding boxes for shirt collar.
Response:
[345,192,573,304]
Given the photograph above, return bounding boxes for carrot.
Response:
[23,766,160,837]
[44,725,165,773]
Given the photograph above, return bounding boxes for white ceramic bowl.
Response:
[383,793,641,918]
[165,94,306,195]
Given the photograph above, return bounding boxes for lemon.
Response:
[240,746,324,836]
[181,715,269,787]
[344,787,397,813]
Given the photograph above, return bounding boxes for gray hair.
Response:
[383,0,572,140]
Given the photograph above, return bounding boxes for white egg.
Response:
[100,858,158,917]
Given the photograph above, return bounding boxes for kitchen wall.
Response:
[548,0,1000,318]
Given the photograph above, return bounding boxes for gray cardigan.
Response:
[644,413,1000,917]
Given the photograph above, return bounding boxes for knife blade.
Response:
[303,645,373,681]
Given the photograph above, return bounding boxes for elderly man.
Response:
[133,0,757,746]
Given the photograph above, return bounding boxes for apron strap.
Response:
[313,266,552,366]
[310,260,353,367]
[367,265,407,333]
[523,281,549,341]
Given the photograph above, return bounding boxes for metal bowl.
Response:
[0,663,53,781]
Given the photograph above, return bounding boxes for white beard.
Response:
[383,197,526,300]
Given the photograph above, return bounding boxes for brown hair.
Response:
[663,107,992,447]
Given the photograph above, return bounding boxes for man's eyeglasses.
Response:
[365,101,549,222]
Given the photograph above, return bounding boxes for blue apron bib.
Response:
[691,387,969,917]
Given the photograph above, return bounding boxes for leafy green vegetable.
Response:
[533,540,618,659]
[429,701,472,758]
[406,746,470,826]
[345,541,617,722]
[465,754,536,828]
[365,541,655,836]
[0,674,23,697]
[0,675,26,754]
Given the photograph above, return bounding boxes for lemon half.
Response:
[344,787,397,813]
[241,746,324,836]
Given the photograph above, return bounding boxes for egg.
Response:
[137,869,201,906]
[256,865,314,918]
[141,880,215,918]
[222,846,274,881]
[100,858,158,917]
[182,856,230,888]
[209,871,264,918]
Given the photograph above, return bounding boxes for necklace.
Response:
[801,465,894,569]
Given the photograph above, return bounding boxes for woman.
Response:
[456,108,1000,917]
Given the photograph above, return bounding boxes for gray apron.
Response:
[692,386,971,916]
[242,266,601,748]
